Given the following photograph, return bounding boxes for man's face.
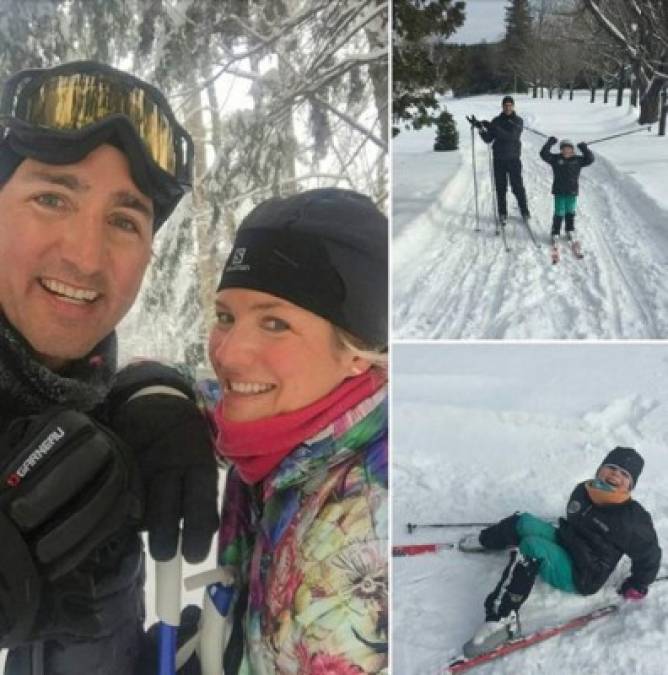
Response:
[502,102,514,115]
[561,145,575,158]
[0,143,154,370]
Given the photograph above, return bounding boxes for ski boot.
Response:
[458,533,487,553]
[521,212,531,225]
[496,215,507,236]
[462,611,520,658]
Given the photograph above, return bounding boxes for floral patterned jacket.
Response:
[205,381,388,675]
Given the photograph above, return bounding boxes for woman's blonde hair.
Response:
[333,327,388,372]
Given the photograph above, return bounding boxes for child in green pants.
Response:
[461,447,661,658]
[540,137,594,247]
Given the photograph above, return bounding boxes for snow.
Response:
[393,91,668,339]
[392,343,668,675]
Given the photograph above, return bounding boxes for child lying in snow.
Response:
[460,446,661,658]
[539,137,594,248]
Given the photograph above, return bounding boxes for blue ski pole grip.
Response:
[158,624,177,675]
[208,582,234,616]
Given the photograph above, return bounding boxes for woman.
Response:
[202,187,388,674]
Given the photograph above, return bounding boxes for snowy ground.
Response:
[393,92,668,339]
[392,343,668,675]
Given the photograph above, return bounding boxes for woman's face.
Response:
[209,288,369,422]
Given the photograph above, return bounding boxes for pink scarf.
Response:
[214,370,384,484]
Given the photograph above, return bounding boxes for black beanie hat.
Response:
[502,95,515,106]
[600,446,644,487]
[217,188,388,348]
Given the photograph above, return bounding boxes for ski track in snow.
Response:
[393,95,668,339]
[392,346,668,675]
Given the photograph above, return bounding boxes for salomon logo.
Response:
[227,247,250,272]
[6,427,66,486]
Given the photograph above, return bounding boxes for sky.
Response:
[449,0,507,44]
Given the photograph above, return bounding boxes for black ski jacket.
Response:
[540,141,594,195]
[0,328,146,675]
[480,113,523,160]
[557,482,661,596]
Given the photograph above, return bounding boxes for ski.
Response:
[521,217,540,249]
[498,223,510,253]
[551,243,560,265]
[446,574,668,673]
[571,240,584,259]
[393,543,455,557]
[445,604,618,673]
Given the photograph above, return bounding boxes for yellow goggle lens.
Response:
[23,74,176,174]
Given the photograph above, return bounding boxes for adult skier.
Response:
[177,189,388,673]
[473,95,531,227]
[0,61,219,673]
[460,447,661,658]
[540,137,595,259]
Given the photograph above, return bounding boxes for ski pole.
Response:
[523,124,549,139]
[465,115,481,232]
[585,125,651,146]
[156,535,183,675]
[407,521,496,533]
[508,118,549,138]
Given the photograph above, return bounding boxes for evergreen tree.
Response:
[502,0,533,92]
[393,0,465,134]
[433,109,458,150]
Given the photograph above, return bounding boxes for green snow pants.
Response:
[516,513,577,593]
[553,194,578,217]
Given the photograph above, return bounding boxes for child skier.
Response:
[460,446,661,658]
[539,136,594,261]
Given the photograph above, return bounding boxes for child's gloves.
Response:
[577,142,588,151]
[548,136,558,145]
[619,578,648,600]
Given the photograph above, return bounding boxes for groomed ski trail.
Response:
[393,95,668,339]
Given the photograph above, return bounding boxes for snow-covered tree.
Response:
[393,0,465,134]
[582,0,668,123]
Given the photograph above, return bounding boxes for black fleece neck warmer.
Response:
[0,313,117,416]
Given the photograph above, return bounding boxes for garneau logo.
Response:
[6,426,66,487]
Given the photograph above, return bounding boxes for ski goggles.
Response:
[0,60,193,188]
[602,464,632,483]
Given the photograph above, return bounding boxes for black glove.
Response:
[577,142,588,152]
[619,577,648,600]
[138,605,202,674]
[0,408,142,646]
[109,362,219,563]
[548,136,558,145]
[480,119,490,129]
[466,115,483,130]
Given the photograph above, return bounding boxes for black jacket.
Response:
[480,113,523,160]
[0,326,146,675]
[557,482,661,596]
[540,141,594,195]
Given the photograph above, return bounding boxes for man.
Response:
[474,95,530,227]
[0,61,219,673]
